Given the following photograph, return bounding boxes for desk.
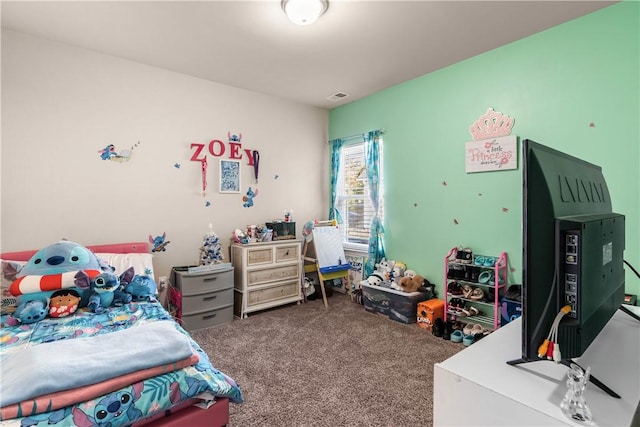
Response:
[434,305,640,426]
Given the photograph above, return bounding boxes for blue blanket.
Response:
[1,320,193,407]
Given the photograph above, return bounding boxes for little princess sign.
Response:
[465,135,517,173]
[465,108,517,173]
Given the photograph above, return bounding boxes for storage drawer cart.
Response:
[231,241,303,319]
[171,266,235,331]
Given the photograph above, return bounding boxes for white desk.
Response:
[434,306,640,426]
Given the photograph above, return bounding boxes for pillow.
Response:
[1,260,25,310]
[94,253,155,278]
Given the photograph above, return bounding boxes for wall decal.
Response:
[98,141,138,162]
[189,132,257,166]
[219,159,241,193]
[242,187,258,208]
[149,232,171,252]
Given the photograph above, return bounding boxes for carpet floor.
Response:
[190,293,463,426]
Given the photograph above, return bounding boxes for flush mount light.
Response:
[282,0,328,26]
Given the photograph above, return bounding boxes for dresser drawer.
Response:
[175,268,233,295]
[182,287,233,315]
[247,264,299,287]
[181,305,233,331]
[275,244,299,263]
[246,281,299,307]
[246,247,273,265]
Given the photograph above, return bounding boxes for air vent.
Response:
[326,92,349,101]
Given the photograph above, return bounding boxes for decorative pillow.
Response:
[1,260,25,310]
[94,253,155,279]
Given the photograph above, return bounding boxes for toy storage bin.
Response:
[362,282,431,324]
[417,299,445,331]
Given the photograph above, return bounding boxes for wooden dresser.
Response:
[231,241,303,319]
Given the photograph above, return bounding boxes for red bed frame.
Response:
[1,242,230,427]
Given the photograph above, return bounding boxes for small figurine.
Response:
[560,363,593,424]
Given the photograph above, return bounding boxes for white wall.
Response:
[1,30,330,280]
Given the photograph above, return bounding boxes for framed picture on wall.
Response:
[219,159,241,193]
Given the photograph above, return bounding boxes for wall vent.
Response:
[326,92,349,101]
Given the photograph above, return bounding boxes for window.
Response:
[336,140,383,248]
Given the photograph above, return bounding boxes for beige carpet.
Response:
[191,293,463,426]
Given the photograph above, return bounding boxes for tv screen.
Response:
[512,140,625,371]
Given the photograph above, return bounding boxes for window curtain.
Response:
[328,138,344,223]
[363,130,385,277]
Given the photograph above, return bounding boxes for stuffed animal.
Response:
[6,240,105,305]
[8,298,49,325]
[123,275,157,302]
[398,274,426,293]
[374,258,395,281]
[75,267,135,313]
[48,289,81,318]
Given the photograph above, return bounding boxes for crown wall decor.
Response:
[469,108,514,141]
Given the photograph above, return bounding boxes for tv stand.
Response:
[506,357,621,398]
[507,304,640,399]
[435,306,640,426]
[620,304,640,322]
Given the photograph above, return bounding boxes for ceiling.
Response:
[1,0,616,110]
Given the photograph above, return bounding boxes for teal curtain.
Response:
[363,130,385,277]
[329,138,344,223]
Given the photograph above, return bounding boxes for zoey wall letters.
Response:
[190,133,256,166]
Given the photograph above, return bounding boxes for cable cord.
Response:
[532,268,558,354]
[624,260,640,279]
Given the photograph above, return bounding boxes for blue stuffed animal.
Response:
[123,275,157,302]
[75,267,135,313]
[9,298,48,325]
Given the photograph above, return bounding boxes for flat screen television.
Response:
[508,139,628,397]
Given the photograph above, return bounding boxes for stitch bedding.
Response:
[0,242,243,427]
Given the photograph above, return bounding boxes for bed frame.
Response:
[1,241,230,427]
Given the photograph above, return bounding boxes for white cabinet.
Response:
[231,241,303,319]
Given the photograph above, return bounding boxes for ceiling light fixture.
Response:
[282,0,328,26]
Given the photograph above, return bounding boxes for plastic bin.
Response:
[362,282,431,324]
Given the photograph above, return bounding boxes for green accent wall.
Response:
[329,2,640,297]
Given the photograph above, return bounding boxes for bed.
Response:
[0,241,243,427]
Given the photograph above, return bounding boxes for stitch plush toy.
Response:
[123,275,157,302]
[7,298,48,325]
[5,240,105,305]
[75,268,135,313]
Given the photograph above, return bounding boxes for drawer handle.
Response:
[204,277,218,282]
[203,313,217,320]
[203,295,217,301]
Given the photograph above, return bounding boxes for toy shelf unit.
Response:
[444,248,508,331]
